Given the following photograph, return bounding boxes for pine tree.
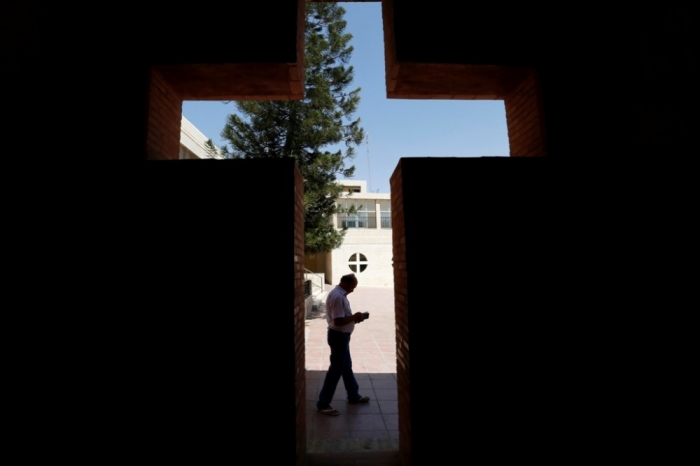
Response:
[212,2,365,254]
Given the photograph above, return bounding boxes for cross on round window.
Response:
[348,253,368,273]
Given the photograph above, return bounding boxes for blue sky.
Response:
[182,2,509,193]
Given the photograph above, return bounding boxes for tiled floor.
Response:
[305,284,399,453]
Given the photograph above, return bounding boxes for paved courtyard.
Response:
[305,284,398,452]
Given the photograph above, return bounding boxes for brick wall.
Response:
[505,70,547,157]
[147,68,182,160]
[293,164,307,466]
[390,161,411,466]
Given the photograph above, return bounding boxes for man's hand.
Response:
[333,313,366,327]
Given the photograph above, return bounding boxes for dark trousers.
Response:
[317,328,360,409]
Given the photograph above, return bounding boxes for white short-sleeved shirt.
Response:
[326,285,354,333]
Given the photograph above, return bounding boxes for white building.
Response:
[179,116,224,160]
[305,180,393,288]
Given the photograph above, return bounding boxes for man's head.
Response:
[339,274,358,294]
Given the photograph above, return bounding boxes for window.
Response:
[379,200,391,229]
[338,200,377,228]
[348,253,368,273]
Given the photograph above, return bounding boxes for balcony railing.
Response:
[338,214,376,229]
[337,213,392,229]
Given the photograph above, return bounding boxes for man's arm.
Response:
[333,313,366,326]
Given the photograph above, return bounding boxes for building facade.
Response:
[179,116,224,160]
[306,180,393,288]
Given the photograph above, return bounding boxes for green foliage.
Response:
[204,139,222,159]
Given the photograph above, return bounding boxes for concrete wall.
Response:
[332,229,393,288]
[333,181,393,287]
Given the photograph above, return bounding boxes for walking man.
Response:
[316,274,370,415]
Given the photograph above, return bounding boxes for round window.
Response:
[348,253,368,273]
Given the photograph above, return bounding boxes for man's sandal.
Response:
[348,396,370,404]
[317,407,340,416]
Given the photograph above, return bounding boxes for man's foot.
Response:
[348,396,370,404]
[317,407,340,416]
